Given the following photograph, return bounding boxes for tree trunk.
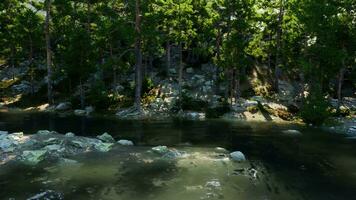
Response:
[134,0,143,111]
[215,27,222,93]
[230,69,234,105]
[45,0,53,104]
[110,45,117,90]
[10,46,15,80]
[274,0,284,93]
[166,41,171,75]
[79,78,85,109]
[235,69,241,101]
[178,42,184,109]
[29,35,35,95]
[337,66,345,108]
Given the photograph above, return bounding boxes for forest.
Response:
[1,1,356,199]
[0,0,355,124]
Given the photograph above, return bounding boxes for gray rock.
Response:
[85,106,94,115]
[70,140,88,149]
[93,142,114,152]
[21,150,47,165]
[27,190,64,200]
[43,138,61,145]
[169,68,177,74]
[97,132,115,143]
[230,151,246,162]
[43,144,63,152]
[36,130,53,136]
[115,84,125,92]
[11,81,32,94]
[205,180,221,190]
[186,67,194,73]
[162,149,185,159]
[178,111,206,120]
[117,139,134,146]
[0,131,9,136]
[152,146,170,155]
[65,132,75,137]
[215,147,228,153]
[348,126,356,135]
[55,102,72,111]
[0,137,17,152]
[0,132,26,152]
[151,146,185,159]
[74,109,86,116]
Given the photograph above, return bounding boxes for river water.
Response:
[0,112,356,200]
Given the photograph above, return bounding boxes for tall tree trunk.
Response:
[10,45,15,80]
[274,0,284,93]
[79,78,85,109]
[110,45,117,90]
[29,35,35,95]
[337,66,345,109]
[229,69,234,105]
[166,41,171,75]
[178,42,184,109]
[235,69,241,101]
[45,0,53,104]
[134,0,143,111]
[215,27,222,93]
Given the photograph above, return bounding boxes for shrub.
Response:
[87,81,111,110]
[171,93,208,112]
[206,102,231,118]
[299,90,331,125]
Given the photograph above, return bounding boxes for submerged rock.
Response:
[27,190,64,200]
[74,109,86,116]
[230,151,246,162]
[21,150,47,165]
[282,129,302,135]
[97,132,115,143]
[152,146,170,155]
[205,180,221,190]
[151,146,185,159]
[58,158,81,167]
[348,126,356,135]
[117,139,134,146]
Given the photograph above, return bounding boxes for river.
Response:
[0,112,356,200]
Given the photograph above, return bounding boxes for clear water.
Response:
[1,112,356,200]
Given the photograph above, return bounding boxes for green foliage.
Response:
[247,106,259,114]
[299,90,331,125]
[142,77,155,95]
[171,93,208,113]
[0,0,355,113]
[86,80,111,110]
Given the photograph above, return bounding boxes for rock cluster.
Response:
[0,130,134,166]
